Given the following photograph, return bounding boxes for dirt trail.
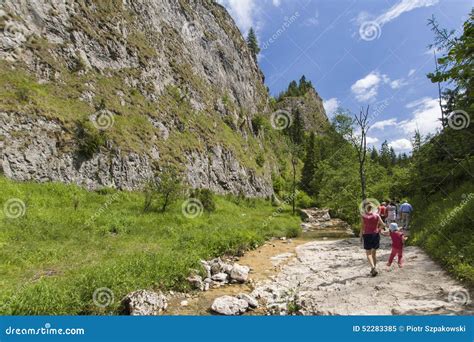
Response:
[167,208,473,315]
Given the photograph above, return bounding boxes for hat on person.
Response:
[389,223,399,231]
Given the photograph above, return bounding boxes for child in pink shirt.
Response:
[384,223,408,267]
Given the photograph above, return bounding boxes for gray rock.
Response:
[121,290,167,316]
[237,293,259,308]
[211,295,249,315]
[211,272,228,282]
[187,275,203,290]
[230,264,250,283]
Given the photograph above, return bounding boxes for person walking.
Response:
[360,203,385,277]
[400,200,413,230]
[382,222,408,267]
[379,201,387,223]
[386,201,397,224]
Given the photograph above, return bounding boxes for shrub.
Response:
[143,167,185,212]
[256,153,265,167]
[191,188,216,213]
[75,120,107,159]
[296,191,314,209]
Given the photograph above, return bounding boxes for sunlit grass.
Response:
[0,177,300,315]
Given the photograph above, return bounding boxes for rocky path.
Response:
[166,208,473,315]
[251,209,473,315]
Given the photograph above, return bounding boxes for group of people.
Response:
[359,199,414,277]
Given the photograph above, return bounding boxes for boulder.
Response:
[121,290,167,316]
[211,272,229,282]
[237,293,259,308]
[187,275,204,290]
[211,295,249,315]
[230,264,250,282]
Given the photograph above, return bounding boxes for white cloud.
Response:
[351,71,382,102]
[351,71,410,102]
[400,97,442,136]
[272,0,281,6]
[389,138,412,151]
[371,118,397,130]
[366,136,379,144]
[218,0,256,34]
[323,97,340,117]
[376,0,439,26]
[389,78,408,89]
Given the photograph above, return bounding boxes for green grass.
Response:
[0,177,300,315]
[410,181,474,287]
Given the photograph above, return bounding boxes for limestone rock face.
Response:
[0,0,274,196]
[275,88,329,134]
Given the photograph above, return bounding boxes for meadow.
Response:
[0,176,300,315]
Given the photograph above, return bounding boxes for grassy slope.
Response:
[410,181,474,287]
[0,177,300,315]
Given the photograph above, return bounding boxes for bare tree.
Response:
[349,106,371,200]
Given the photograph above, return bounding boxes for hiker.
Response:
[360,203,385,277]
[378,201,387,223]
[400,200,413,230]
[386,201,397,224]
[395,199,401,222]
[382,222,408,267]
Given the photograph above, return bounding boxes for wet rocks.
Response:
[211,295,249,315]
[121,290,167,316]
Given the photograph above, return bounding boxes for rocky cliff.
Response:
[0,0,328,197]
[275,88,329,134]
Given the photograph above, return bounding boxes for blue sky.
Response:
[217,0,472,152]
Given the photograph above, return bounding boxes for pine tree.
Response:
[370,147,379,162]
[246,27,260,60]
[412,130,421,154]
[389,147,397,165]
[298,75,308,95]
[301,132,317,195]
[379,140,391,168]
[289,108,304,146]
[287,80,298,97]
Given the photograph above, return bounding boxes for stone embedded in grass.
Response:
[230,264,250,283]
[211,295,249,315]
[187,274,204,290]
[121,290,167,316]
